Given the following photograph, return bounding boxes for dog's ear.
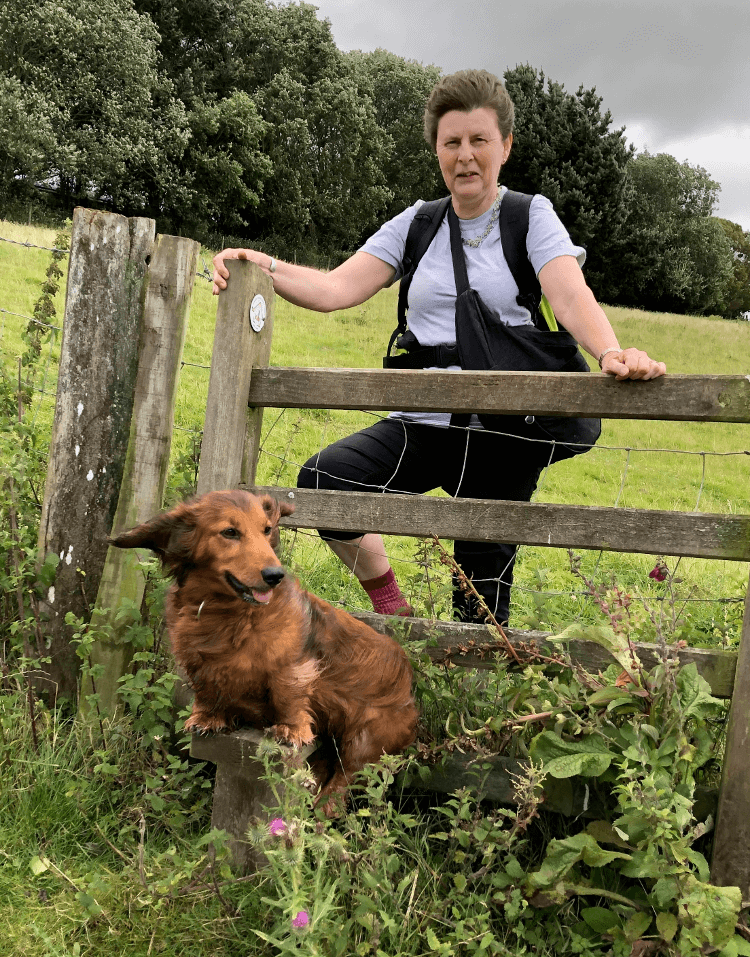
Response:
[259,494,295,525]
[109,509,194,576]
[279,500,296,519]
[260,494,294,553]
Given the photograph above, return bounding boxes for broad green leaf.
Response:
[585,820,631,848]
[529,731,615,778]
[651,876,680,908]
[675,664,723,720]
[527,833,629,890]
[623,910,652,942]
[586,687,635,708]
[549,623,641,672]
[29,855,50,876]
[678,878,742,950]
[581,907,620,933]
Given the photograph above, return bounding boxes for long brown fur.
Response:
[110,489,418,814]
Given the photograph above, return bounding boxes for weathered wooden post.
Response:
[710,569,750,897]
[80,234,200,715]
[37,208,154,704]
[197,259,274,493]
[192,261,282,869]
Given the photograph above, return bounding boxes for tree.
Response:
[502,65,633,300]
[616,153,734,315]
[133,0,339,101]
[159,92,272,239]
[0,0,189,215]
[715,219,750,319]
[346,49,444,223]
[0,75,60,212]
[250,60,392,257]
[135,0,389,251]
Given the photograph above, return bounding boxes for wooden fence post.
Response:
[79,234,200,716]
[710,569,750,897]
[197,260,274,494]
[37,208,154,704]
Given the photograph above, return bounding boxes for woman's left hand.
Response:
[601,347,667,381]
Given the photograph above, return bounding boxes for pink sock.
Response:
[360,568,413,617]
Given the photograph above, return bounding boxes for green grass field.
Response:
[2,218,749,637]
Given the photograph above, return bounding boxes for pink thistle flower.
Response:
[269,818,286,836]
[292,911,310,929]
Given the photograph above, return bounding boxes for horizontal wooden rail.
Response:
[351,612,739,698]
[248,368,750,422]
[256,486,750,562]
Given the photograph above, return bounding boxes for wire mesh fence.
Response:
[2,222,748,640]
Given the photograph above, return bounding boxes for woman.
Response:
[213,69,666,624]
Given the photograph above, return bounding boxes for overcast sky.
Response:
[310,0,750,230]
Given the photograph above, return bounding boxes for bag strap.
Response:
[385,189,551,366]
[499,190,547,329]
[447,203,470,294]
[386,196,451,360]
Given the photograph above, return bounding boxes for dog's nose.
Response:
[261,566,285,588]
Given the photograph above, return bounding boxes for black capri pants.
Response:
[297,416,553,623]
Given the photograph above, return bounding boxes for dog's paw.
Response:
[184,714,230,735]
[272,723,316,749]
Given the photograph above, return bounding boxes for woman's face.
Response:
[435,107,512,218]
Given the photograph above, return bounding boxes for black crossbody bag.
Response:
[446,203,601,463]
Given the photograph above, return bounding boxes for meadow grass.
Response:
[2,218,749,639]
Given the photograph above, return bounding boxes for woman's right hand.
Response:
[212,247,394,312]
[212,248,270,295]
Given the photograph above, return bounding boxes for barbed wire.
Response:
[0,235,69,255]
[0,307,62,332]
[1,234,214,285]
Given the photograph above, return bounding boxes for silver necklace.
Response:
[462,192,502,248]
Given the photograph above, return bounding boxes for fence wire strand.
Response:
[2,231,748,625]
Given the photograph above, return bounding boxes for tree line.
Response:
[1,0,747,317]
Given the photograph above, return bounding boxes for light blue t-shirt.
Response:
[360,187,586,427]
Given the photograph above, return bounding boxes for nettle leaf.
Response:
[549,623,641,673]
[527,833,630,890]
[529,731,615,778]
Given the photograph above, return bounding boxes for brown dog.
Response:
[110,489,417,813]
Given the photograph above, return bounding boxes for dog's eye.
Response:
[221,527,240,540]
[264,525,273,536]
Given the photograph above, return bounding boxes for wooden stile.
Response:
[41,222,743,888]
[191,287,750,892]
[254,485,750,562]
[247,367,750,422]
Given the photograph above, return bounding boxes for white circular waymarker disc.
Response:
[249,294,266,332]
